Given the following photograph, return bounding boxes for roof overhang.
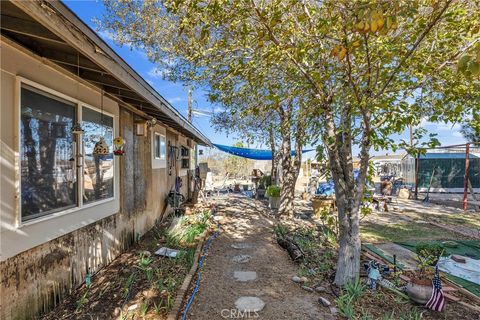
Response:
[1,0,211,146]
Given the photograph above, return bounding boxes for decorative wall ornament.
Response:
[93,137,109,156]
[113,136,125,156]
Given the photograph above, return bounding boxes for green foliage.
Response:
[335,279,365,319]
[123,273,136,299]
[399,308,424,320]
[415,243,446,259]
[265,185,281,198]
[258,175,272,189]
[167,210,212,245]
[101,0,480,285]
[140,301,149,317]
[344,280,365,301]
[75,289,89,311]
[336,294,355,319]
[273,224,289,239]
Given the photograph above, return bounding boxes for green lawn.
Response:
[360,221,470,243]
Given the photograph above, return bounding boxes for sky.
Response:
[64,0,466,159]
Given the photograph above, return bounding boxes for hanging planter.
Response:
[93,137,109,156]
[113,136,125,156]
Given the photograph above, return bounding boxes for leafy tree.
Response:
[222,142,255,179]
[461,122,480,146]
[101,0,479,285]
[211,108,281,183]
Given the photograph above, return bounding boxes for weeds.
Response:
[336,294,355,319]
[273,224,289,238]
[399,308,424,320]
[344,280,365,301]
[123,273,136,299]
[140,301,149,317]
[75,289,89,311]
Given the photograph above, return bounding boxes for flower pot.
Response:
[405,280,433,305]
[269,196,280,209]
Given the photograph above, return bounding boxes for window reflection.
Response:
[20,85,77,220]
[82,107,114,203]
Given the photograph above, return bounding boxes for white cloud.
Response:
[167,97,185,103]
[147,67,171,79]
[98,30,115,41]
[419,118,461,131]
[453,131,464,138]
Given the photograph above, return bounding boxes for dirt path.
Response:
[184,194,332,320]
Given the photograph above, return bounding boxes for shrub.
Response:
[266,185,281,197]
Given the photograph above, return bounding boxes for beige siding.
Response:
[0,40,186,319]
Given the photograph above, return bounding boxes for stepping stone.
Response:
[231,243,252,249]
[233,271,257,282]
[232,255,251,263]
[235,296,265,312]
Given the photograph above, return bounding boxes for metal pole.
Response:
[414,155,419,200]
[463,143,470,211]
[188,88,192,123]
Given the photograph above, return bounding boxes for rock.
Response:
[113,307,122,316]
[231,243,252,249]
[127,304,138,311]
[292,276,302,283]
[235,297,265,312]
[314,286,327,293]
[233,271,257,282]
[142,289,156,299]
[140,250,151,257]
[232,255,251,264]
[329,307,338,315]
[301,285,314,292]
[300,276,308,283]
[319,297,331,307]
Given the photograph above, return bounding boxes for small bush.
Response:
[266,185,281,197]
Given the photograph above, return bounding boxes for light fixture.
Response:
[135,120,147,136]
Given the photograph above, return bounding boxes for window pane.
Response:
[83,107,114,204]
[155,134,161,159]
[160,137,166,159]
[20,86,77,220]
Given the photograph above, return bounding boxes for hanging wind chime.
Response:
[93,89,110,156]
[72,53,84,136]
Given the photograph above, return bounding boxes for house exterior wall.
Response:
[0,41,183,319]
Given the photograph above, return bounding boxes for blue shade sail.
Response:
[213,144,313,160]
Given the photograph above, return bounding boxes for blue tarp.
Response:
[213,144,313,160]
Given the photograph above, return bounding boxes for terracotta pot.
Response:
[405,280,432,305]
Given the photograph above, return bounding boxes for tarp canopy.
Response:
[213,144,313,160]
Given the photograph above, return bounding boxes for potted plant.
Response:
[405,243,445,304]
[266,185,281,209]
[256,175,271,198]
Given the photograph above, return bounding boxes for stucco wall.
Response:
[0,41,175,319]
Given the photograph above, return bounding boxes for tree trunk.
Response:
[333,190,361,285]
[269,127,278,184]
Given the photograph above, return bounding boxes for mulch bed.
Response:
[39,221,197,320]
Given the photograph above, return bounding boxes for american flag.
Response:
[426,267,445,312]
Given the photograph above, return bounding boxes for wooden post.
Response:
[463,143,470,211]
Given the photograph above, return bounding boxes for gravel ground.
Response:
[183,194,333,320]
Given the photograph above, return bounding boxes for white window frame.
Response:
[152,130,166,168]
[154,132,166,160]
[15,77,117,227]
